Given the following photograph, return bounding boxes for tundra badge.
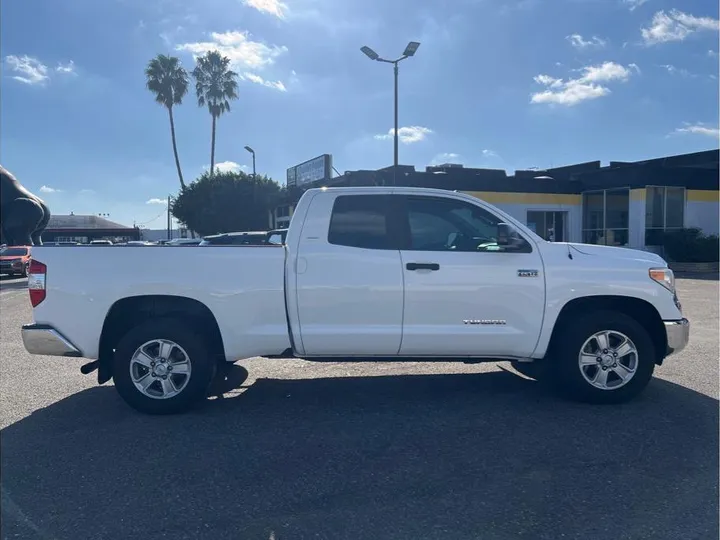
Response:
[517,269,539,277]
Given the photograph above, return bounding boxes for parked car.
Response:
[20,186,689,415]
[199,231,269,246]
[165,238,202,246]
[90,239,113,245]
[0,246,31,277]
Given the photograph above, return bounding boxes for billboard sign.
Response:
[286,154,332,188]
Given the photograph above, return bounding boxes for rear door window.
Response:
[328,195,393,250]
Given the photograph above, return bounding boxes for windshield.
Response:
[0,248,28,257]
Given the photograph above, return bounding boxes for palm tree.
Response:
[191,51,239,175]
[145,55,189,189]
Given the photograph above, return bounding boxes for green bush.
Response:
[662,228,719,263]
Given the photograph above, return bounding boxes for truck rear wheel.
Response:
[112,318,216,414]
[551,310,655,404]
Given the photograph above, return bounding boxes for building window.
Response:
[645,186,685,246]
[582,188,629,246]
[527,211,566,242]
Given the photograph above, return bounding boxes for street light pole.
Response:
[244,145,257,225]
[394,62,399,178]
[361,41,420,186]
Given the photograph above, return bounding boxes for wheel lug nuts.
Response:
[596,357,602,363]
[151,362,155,367]
[151,373,156,377]
[603,349,608,354]
[613,352,618,357]
[162,375,167,380]
[613,363,617,367]
[167,366,173,371]
[601,366,608,371]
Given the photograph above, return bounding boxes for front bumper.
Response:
[21,324,82,357]
[664,318,690,356]
[0,262,23,274]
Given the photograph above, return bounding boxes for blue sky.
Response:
[1,0,718,229]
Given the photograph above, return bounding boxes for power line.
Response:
[135,208,168,226]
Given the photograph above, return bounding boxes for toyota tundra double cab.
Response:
[22,187,689,414]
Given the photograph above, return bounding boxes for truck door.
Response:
[294,193,404,356]
[395,194,545,358]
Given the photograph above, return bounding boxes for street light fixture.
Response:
[360,41,421,186]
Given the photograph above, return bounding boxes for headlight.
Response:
[649,267,675,292]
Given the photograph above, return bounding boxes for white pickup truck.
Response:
[22,187,689,414]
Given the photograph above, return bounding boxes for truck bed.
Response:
[29,245,292,360]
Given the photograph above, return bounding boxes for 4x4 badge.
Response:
[517,269,539,277]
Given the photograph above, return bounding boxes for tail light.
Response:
[28,259,46,307]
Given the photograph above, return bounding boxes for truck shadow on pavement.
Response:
[2,367,718,540]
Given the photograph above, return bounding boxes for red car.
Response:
[0,245,31,277]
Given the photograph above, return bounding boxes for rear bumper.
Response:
[21,324,82,357]
[664,318,690,356]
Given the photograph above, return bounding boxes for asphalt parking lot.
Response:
[1,275,718,540]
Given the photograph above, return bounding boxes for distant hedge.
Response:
[662,228,719,263]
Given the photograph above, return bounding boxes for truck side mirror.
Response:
[497,223,526,251]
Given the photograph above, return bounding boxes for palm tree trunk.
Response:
[168,106,185,190]
[210,114,217,176]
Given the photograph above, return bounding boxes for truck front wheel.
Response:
[112,318,216,414]
[552,310,655,404]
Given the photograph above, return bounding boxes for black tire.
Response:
[21,263,28,277]
[112,318,217,415]
[550,310,655,404]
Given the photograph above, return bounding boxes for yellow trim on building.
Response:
[463,191,581,205]
[630,189,645,201]
[687,190,719,202]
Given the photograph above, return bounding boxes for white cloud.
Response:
[623,0,649,11]
[659,64,695,77]
[56,60,76,75]
[375,126,433,144]
[242,0,288,19]
[146,198,168,205]
[242,72,286,91]
[709,50,719,57]
[531,61,635,106]
[430,152,461,165]
[39,185,61,193]
[566,34,607,50]
[482,149,499,158]
[674,123,720,138]
[205,161,248,173]
[641,10,719,45]
[176,31,287,70]
[4,55,49,85]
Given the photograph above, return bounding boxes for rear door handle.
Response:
[406,262,440,271]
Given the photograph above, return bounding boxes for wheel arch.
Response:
[546,295,667,365]
[98,295,226,384]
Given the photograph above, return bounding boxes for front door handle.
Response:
[406,262,440,271]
